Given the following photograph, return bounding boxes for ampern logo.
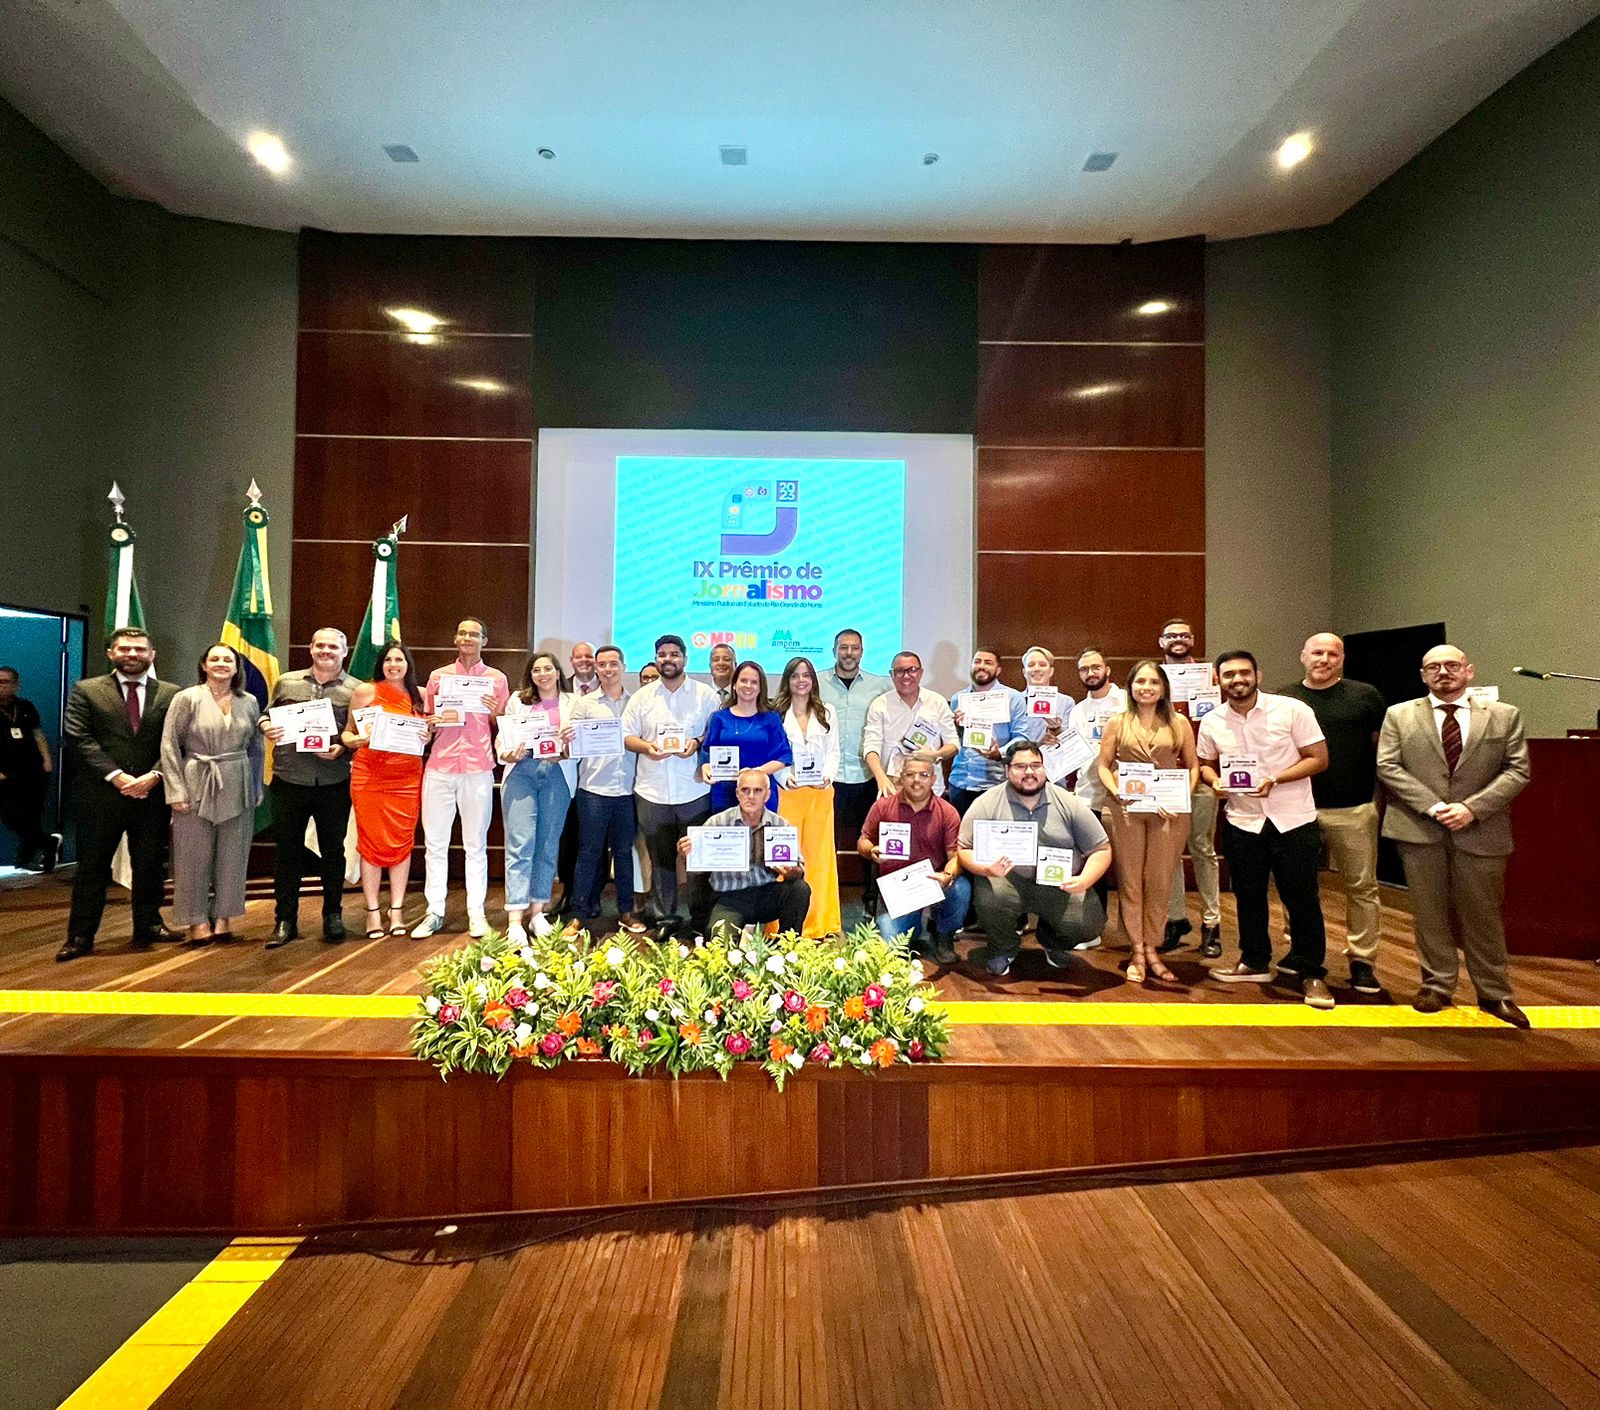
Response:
[721,479,799,556]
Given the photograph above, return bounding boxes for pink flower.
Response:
[437,1003,461,1025]
[809,1043,833,1063]
[538,1032,565,1058]
[724,1032,752,1056]
[731,978,755,1001]
[493,1015,513,1032]
[658,977,676,996]
[863,984,887,1009]
[782,989,806,1013]
[908,1039,926,1061]
[638,1028,656,1045]
[503,987,529,1009]
[591,979,618,1005]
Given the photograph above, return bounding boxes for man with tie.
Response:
[1376,644,1532,1026]
[58,627,182,960]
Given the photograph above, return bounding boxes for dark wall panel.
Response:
[979,240,1205,343]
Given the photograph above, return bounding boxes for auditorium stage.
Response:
[2,877,1597,1236]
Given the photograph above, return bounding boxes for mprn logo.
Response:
[721,479,799,556]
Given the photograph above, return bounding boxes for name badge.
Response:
[8,727,22,741]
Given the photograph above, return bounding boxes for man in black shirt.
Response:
[0,666,58,872]
[1280,633,1388,995]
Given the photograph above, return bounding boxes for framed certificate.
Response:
[973,819,1039,868]
[686,826,752,872]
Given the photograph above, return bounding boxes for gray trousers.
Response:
[170,809,252,926]
[1396,839,1513,1003]
[974,872,1107,960]
[1168,785,1221,926]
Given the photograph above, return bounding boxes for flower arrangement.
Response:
[411,922,949,1089]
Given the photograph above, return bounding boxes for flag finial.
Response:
[246,479,263,507]
[108,481,126,523]
[392,514,409,539]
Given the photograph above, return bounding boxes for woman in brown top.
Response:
[1097,660,1199,984]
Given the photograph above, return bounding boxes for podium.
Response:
[1503,736,1600,958]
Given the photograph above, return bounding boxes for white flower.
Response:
[473,983,488,1002]
[533,972,551,991]
[765,955,785,974]
[480,956,496,972]
[786,951,799,963]
[671,1007,686,1021]
[677,944,690,959]
[879,970,896,988]
[909,996,925,1014]
[519,946,535,963]
[424,995,441,1015]
[786,1052,805,1070]
[728,948,745,965]
[771,1019,783,1033]
[694,936,705,949]
[704,1008,718,1025]
[767,993,785,1012]
[909,960,925,979]
[645,1008,660,1022]
[840,1036,855,1049]
[573,960,585,974]
[605,945,626,967]
[513,1022,533,1044]
[853,949,868,963]
[833,957,847,972]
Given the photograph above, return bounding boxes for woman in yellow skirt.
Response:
[773,657,841,938]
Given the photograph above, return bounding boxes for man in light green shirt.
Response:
[818,628,890,913]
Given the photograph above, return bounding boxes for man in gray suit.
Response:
[1377,644,1532,1026]
[59,627,182,961]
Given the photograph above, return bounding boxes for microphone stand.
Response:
[1512,666,1600,734]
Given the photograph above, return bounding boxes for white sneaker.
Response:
[468,914,488,939]
[410,912,445,940]
[530,912,554,938]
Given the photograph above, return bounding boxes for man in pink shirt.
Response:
[411,618,510,939]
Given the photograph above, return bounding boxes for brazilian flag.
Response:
[349,519,405,680]
[221,488,281,815]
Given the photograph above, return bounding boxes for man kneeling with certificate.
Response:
[956,739,1113,977]
[679,768,811,936]
[859,753,968,965]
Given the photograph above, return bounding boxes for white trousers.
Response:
[422,769,494,918]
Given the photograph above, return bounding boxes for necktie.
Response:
[1439,703,1461,773]
[124,679,142,734]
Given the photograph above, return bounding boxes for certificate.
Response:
[1128,769,1193,814]
[569,716,624,757]
[763,825,801,866]
[790,746,825,786]
[973,819,1039,868]
[1025,686,1063,719]
[878,822,912,861]
[656,722,688,754]
[961,692,1010,726]
[269,699,338,752]
[370,712,428,756]
[708,745,741,781]
[502,715,561,758]
[1220,754,1263,793]
[898,716,943,753]
[351,705,382,735]
[1117,760,1156,802]
[877,858,948,920]
[435,675,496,716]
[1036,846,1076,887]
[1042,729,1096,783]
[1161,663,1213,703]
[1189,686,1222,720]
[686,825,751,872]
[963,724,996,753]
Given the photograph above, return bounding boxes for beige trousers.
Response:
[1314,802,1382,962]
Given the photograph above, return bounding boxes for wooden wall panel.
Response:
[979,240,1205,343]
[293,438,532,545]
[976,448,1204,552]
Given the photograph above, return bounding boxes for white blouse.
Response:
[782,705,841,787]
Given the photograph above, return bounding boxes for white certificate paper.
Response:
[763,825,801,866]
[973,819,1039,868]
[708,745,740,781]
[961,692,1010,726]
[1128,769,1193,814]
[1161,663,1213,703]
[1043,729,1096,783]
[1221,755,1263,793]
[435,675,496,716]
[1025,686,1063,719]
[1036,846,1076,886]
[878,822,912,861]
[269,699,338,752]
[686,825,751,872]
[569,716,623,758]
[352,705,382,734]
[370,712,428,756]
[878,858,948,920]
[502,715,560,758]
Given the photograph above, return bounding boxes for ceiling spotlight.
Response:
[1082,152,1117,173]
[922,152,939,165]
[1135,299,1173,316]
[537,148,555,160]
[246,131,292,176]
[386,307,444,334]
[1276,132,1314,170]
[452,377,511,394]
[384,144,419,163]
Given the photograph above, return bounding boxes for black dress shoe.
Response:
[142,923,183,945]
[1200,924,1223,959]
[1412,988,1448,1014]
[41,833,61,874]
[1480,999,1531,1029]
[1158,918,1192,954]
[265,921,299,950]
[322,915,347,942]
[931,934,959,965]
[57,935,94,962]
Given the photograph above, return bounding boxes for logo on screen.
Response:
[721,479,799,556]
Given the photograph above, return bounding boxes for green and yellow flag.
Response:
[221,480,281,711]
[349,516,406,680]
[103,482,146,634]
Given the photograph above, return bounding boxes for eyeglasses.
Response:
[891,666,921,676]
[1421,663,1467,676]
[1161,631,1194,641]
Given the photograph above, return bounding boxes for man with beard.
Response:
[1197,650,1335,1008]
[1062,646,1126,927]
[948,648,1030,815]
[820,628,890,915]
[622,634,719,937]
[956,739,1112,977]
[1157,617,1224,957]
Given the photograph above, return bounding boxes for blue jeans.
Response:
[502,761,573,908]
[572,789,636,917]
[876,873,971,942]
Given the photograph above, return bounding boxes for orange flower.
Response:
[484,1003,513,1026]
[805,1004,830,1032]
[575,1036,603,1057]
[510,1041,537,1060]
[769,1036,795,1062]
[869,1037,899,1068]
[555,1010,582,1037]
[679,1021,704,1045]
[843,995,867,1021]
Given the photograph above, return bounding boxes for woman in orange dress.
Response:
[342,642,428,937]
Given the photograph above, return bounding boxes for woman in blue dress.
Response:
[700,660,792,812]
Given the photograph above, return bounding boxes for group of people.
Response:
[43,615,1534,1024]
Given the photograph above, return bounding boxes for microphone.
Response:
[1512,666,1551,681]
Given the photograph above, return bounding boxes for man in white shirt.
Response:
[1062,645,1127,932]
[622,633,719,936]
[547,640,601,919]
[1196,649,1335,1008]
[863,652,958,798]
[571,645,644,932]
[819,628,890,913]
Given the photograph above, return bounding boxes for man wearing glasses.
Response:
[862,652,958,797]
[1157,618,1224,957]
[955,739,1112,976]
[1377,645,1532,1026]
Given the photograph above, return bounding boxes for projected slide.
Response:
[612,456,906,673]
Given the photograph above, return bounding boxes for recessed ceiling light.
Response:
[720,145,748,166]
[537,148,555,160]
[1082,152,1117,173]
[1276,132,1314,170]
[383,144,419,163]
[1135,299,1173,316]
[245,131,292,176]
[922,152,939,166]
[386,307,444,334]
[452,377,511,395]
